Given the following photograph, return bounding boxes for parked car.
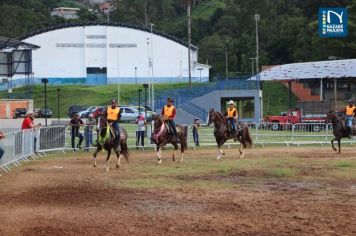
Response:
[78,106,101,118]
[36,108,53,118]
[132,106,156,121]
[68,105,88,118]
[119,106,139,123]
[13,108,27,119]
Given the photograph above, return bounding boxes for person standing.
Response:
[161,98,177,140]
[69,114,84,150]
[224,100,238,132]
[135,113,146,149]
[84,114,96,151]
[21,112,40,151]
[192,118,200,146]
[104,99,122,152]
[0,131,5,160]
[344,99,356,138]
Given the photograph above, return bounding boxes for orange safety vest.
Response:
[163,105,175,118]
[346,105,356,116]
[107,107,120,120]
[227,107,238,118]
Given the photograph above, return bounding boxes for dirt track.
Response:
[0,147,356,235]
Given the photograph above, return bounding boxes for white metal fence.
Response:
[1,122,355,175]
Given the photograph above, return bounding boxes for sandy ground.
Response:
[0,147,355,235]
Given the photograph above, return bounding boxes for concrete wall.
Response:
[189,90,263,123]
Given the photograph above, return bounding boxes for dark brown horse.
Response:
[93,115,129,172]
[208,108,252,160]
[326,110,355,153]
[152,116,188,164]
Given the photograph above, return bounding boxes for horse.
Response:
[151,115,188,164]
[93,115,129,172]
[207,108,252,160]
[326,110,355,153]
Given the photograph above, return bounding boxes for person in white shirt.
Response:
[135,113,146,148]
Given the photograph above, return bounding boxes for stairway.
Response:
[283,81,320,101]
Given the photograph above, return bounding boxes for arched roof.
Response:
[19,22,197,51]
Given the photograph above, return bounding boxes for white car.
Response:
[119,106,139,122]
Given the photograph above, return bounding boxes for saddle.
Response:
[108,124,125,140]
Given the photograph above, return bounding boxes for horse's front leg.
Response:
[157,146,162,164]
[239,144,245,159]
[114,149,121,168]
[172,142,178,162]
[331,138,337,152]
[338,139,341,154]
[93,146,102,167]
[106,149,111,172]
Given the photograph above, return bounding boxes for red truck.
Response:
[265,108,327,132]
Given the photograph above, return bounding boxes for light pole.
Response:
[149,23,155,111]
[187,0,192,88]
[57,88,61,122]
[255,13,260,75]
[138,89,142,114]
[41,78,48,126]
[135,66,137,84]
[249,57,255,76]
[143,84,148,119]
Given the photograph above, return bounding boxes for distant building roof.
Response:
[52,7,80,11]
[0,36,40,50]
[260,59,356,81]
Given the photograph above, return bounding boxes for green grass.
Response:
[267,167,298,178]
[334,161,355,168]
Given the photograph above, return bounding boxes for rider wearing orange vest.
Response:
[161,98,178,139]
[224,100,238,132]
[105,99,122,149]
[344,99,356,138]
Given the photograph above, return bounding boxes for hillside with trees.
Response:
[0,0,355,76]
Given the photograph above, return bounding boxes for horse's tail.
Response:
[120,141,130,162]
[243,125,253,148]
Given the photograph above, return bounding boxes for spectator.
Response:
[21,112,40,151]
[192,118,200,146]
[135,113,146,149]
[69,114,84,150]
[84,114,96,152]
[0,131,5,159]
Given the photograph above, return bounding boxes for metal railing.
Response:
[1,122,354,175]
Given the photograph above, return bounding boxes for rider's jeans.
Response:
[346,115,353,128]
[112,121,120,138]
[227,118,237,131]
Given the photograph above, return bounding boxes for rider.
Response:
[105,99,122,150]
[161,98,178,140]
[224,100,238,133]
[344,99,356,138]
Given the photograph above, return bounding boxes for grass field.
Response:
[0,147,355,235]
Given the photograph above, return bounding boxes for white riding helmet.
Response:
[227,100,234,105]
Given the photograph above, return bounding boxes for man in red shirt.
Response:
[22,112,36,130]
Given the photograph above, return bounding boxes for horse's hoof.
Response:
[179,159,183,163]
[116,164,120,168]
[158,159,162,164]
[217,156,221,160]
[222,153,226,156]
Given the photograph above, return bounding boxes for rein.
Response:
[153,122,165,142]
[98,122,110,145]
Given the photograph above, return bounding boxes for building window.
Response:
[87,67,107,74]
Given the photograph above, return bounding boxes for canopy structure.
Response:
[260,59,356,81]
[0,36,39,51]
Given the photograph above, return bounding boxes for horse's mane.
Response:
[215,111,226,124]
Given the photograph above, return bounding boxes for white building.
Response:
[51,7,80,19]
[19,23,210,85]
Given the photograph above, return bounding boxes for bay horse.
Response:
[326,110,355,153]
[208,108,252,160]
[93,115,129,172]
[151,116,188,164]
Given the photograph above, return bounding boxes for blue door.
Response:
[86,67,107,85]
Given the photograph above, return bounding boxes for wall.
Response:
[0,99,33,119]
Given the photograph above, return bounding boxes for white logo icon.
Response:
[327,10,343,24]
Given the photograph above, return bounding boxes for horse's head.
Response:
[152,115,163,131]
[325,110,337,124]
[208,108,216,126]
[98,114,108,135]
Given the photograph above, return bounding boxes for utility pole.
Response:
[187,0,192,88]
[255,14,260,75]
[150,23,155,111]
[225,49,228,80]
